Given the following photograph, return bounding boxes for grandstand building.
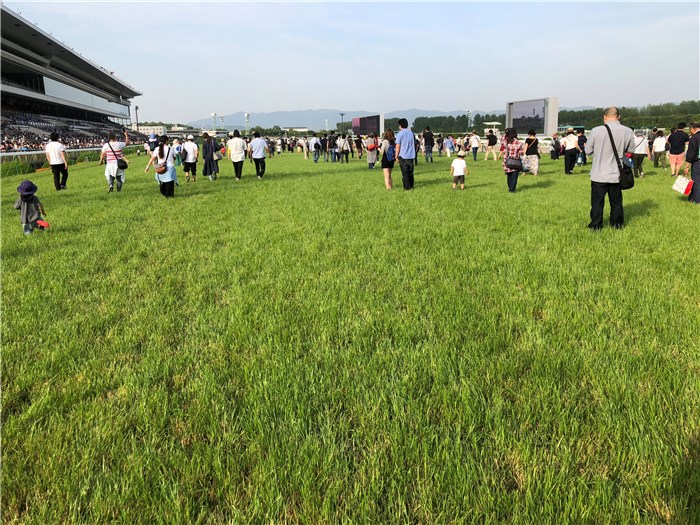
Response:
[1,5,142,151]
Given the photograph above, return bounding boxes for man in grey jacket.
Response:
[585,107,635,230]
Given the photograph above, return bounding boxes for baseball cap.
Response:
[187,134,194,140]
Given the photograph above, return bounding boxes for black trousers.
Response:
[398,157,415,190]
[689,161,700,204]
[159,180,175,198]
[253,158,266,178]
[51,164,69,190]
[632,153,646,177]
[589,181,623,229]
[233,161,244,179]
[564,149,578,173]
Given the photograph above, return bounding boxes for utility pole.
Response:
[245,113,250,134]
[340,112,345,133]
[134,106,139,132]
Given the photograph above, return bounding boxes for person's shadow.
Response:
[624,199,659,224]
[672,434,700,524]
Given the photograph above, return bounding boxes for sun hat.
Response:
[457,151,465,157]
[17,180,37,196]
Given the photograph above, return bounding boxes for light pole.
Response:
[325,119,329,131]
[220,114,224,132]
[245,113,250,134]
[134,105,139,132]
[467,110,471,130]
[211,112,216,133]
[340,112,345,133]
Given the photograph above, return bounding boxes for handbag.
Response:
[108,142,128,170]
[604,124,634,190]
[213,150,223,161]
[155,147,170,174]
[672,176,694,195]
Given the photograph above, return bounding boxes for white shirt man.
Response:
[181,136,199,181]
[45,133,68,191]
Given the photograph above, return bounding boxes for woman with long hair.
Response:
[202,132,220,181]
[145,135,177,198]
[380,129,396,190]
[502,128,524,193]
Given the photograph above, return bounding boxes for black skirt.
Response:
[381,154,395,169]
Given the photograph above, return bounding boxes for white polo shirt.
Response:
[45,141,65,165]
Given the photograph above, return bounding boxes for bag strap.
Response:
[107,142,121,159]
[604,124,623,171]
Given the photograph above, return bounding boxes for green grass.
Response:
[2,150,699,524]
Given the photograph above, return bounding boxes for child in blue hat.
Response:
[14,180,47,235]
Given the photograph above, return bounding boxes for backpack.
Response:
[386,142,396,162]
[313,142,321,151]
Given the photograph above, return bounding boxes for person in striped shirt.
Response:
[99,130,129,192]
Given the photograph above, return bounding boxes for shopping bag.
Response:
[672,176,694,195]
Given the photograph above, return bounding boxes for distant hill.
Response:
[188,108,506,131]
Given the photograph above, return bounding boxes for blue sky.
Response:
[5,1,699,124]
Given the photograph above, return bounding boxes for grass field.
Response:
[2,148,699,524]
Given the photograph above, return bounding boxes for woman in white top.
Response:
[562,129,581,174]
[338,134,351,164]
[227,130,247,180]
[145,135,177,198]
[652,130,668,170]
[632,130,651,178]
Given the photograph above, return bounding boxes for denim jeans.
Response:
[506,170,520,192]
[313,150,320,163]
[472,147,478,161]
[425,148,433,162]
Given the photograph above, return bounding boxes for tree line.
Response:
[378,101,700,134]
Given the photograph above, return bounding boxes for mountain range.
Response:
[188,108,507,131]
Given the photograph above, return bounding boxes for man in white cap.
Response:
[181,135,199,182]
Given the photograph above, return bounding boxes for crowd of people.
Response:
[11,108,700,235]
[1,110,147,153]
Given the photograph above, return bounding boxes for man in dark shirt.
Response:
[682,122,700,204]
[328,131,338,163]
[320,134,329,162]
[577,130,588,165]
[667,122,690,177]
[423,127,435,163]
[437,134,444,157]
[485,130,498,160]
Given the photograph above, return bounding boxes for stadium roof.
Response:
[1,5,141,99]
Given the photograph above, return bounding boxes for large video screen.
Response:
[352,115,381,136]
[509,99,546,134]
